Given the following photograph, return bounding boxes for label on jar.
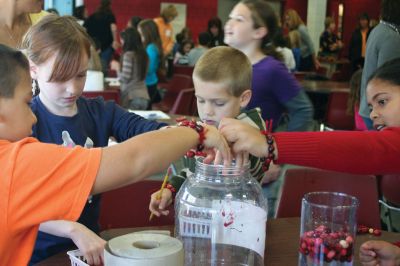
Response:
[211,200,267,257]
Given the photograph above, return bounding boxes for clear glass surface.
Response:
[299,192,359,266]
[175,158,268,266]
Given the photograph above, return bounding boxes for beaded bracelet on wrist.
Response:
[166,183,177,197]
[176,117,207,158]
[260,119,275,172]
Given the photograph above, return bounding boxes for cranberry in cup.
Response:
[299,192,359,266]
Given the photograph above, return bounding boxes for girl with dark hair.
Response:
[138,19,164,106]
[219,57,400,266]
[224,0,313,132]
[118,27,150,110]
[173,39,194,65]
[207,16,225,47]
[359,0,400,130]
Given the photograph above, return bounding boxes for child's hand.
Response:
[219,118,268,158]
[149,189,173,217]
[110,60,120,72]
[69,222,106,265]
[359,240,400,266]
[262,163,281,184]
[201,123,231,165]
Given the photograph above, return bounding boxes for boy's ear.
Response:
[239,89,252,108]
[29,60,38,79]
[253,26,268,40]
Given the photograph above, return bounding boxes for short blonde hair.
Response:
[161,5,178,19]
[324,17,334,29]
[193,46,252,97]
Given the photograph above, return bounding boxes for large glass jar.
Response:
[175,158,268,266]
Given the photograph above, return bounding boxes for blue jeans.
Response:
[100,47,114,75]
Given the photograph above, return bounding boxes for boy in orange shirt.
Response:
[0,44,230,266]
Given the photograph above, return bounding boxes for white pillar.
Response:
[307,0,327,54]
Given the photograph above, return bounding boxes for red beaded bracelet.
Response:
[176,117,207,158]
[260,119,275,172]
[166,183,177,196]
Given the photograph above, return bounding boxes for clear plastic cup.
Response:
[298,192,359,266]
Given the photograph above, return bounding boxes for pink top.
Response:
[354,106,368,131]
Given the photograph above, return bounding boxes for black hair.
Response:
[359,12,370,22]
[273,28,289,48]
[207,17,223,34]
[175,32,184,45]
[178,39,194,54]
[73,5,86,20]
[381,0,400,25]
[198,32,211,46]
[0,44,30,98]
[121,28,148,81]
[368,57,400,86]
[130,16,142,29]
[96,0,112,15]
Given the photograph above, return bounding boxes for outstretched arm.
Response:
[93,125,231,194]
[219,118,400,175]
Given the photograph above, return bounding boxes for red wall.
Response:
[85,0,380,58]
[85,0,218,43]
[283,0,308,23]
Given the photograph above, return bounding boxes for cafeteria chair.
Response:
[169,88,196,116]
[173,64,194,77]
[153,74,193,113]
[379,174,400,231]
[324,91,354,130]
[276,168,381,229]
[82,89,121,105]
[99,180,175,230]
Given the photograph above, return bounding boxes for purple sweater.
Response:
[247,56,305,130]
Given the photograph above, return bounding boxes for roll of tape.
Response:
[105,233,184,266]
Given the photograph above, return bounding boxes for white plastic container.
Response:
[67,250,89,266]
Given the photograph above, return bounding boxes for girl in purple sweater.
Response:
[224,0,313,132]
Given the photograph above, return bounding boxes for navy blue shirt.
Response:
[29,96,166,264]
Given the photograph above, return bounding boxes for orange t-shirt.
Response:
[0,137,101,266]
[154,17,174,55]
[361,29,368,57]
